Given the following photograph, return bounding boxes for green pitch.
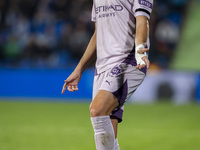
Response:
[0,101,200,150]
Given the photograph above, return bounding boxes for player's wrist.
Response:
[74,66,84,74]
[135,44,147,65]
[136,44,145,51]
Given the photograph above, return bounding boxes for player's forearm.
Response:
[75,29,97,74]
[135,16,149,47]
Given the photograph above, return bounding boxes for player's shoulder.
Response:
[133,0,154,19]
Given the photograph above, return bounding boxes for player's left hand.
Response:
[61,71,81,94]
[135,45,150,70]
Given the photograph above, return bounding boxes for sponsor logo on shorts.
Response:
[110,66,122,77]
[106,80,112,85]
[139,0,153,9]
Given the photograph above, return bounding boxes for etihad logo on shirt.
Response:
[95,5,123,18]
[95,5,123,14]
[139,0,153,9]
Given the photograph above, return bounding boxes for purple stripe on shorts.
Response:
[111,108,123,123]
[112,80,128,106]
[123,47,147,74]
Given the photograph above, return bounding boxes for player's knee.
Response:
[89,106,106,117]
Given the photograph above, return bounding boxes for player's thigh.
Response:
[90,90,119,117]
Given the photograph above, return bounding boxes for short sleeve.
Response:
[91,4,96,22]
[133,0,153,19]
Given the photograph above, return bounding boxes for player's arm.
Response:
[61,23,97,94]
[135,16,150,69]
[74,23,97,74]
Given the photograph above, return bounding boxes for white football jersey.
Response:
[91,0,153,74]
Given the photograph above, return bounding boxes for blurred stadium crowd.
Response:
[0,0,188,69]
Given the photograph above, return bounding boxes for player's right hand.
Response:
[61,71,82,94]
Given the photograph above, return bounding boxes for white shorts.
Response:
[93,63,146,122]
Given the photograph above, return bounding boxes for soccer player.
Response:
[62,0,153,149]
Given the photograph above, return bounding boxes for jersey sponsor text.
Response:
[96,5,123,14]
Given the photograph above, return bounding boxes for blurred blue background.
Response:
[0,68,93,99]
[0,0,199,103]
